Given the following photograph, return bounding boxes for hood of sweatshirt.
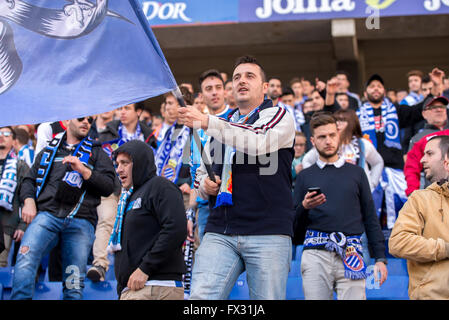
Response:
[113,140,156,189]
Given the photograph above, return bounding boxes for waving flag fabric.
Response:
[0,0,177,126]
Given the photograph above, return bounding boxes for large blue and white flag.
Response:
[0,0,177,126]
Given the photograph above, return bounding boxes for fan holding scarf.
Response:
[0,126,30,267]
[357,74,425,229]
[179,56,296,300]
[11,117,116,300]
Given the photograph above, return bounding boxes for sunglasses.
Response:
[0,131,12,137]
[77,117,94,124]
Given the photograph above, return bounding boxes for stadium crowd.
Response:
[1,55,449,300]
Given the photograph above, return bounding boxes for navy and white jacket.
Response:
[194,99,296,236]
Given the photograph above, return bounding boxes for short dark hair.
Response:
[422,75,431,84]
[13,128,29,145]
[302,78,313,85]
[163,87,193,106]
[233,55,267,82]
[427,135,449,160]
[134,102,145,112]
[0,126,15,139]
[281,87,294,97]
[335,70,350,80]
[310,112,337,136]
[199,69,224,90]
[180,86,193,105]
[335,92,348,98]
[268,76,282,83]
[407,70,424,80]
[290,77,302,86]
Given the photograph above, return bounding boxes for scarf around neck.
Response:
[357,98,401,150]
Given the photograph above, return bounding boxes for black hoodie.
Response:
[112,140,187,296]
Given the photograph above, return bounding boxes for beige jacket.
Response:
[389,182,449,300]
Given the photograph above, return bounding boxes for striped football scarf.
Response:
[214,106,260,208]
[0,150,18,211]
[304,230,367,280]
[357,98,401,150]
[107,187,133,253]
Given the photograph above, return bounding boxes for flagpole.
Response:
[172,87,217,183]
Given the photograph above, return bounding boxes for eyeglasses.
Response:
[0,131,12,137]
[77,117,94,124]
[424,105,446,111]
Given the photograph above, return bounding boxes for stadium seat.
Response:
[291,245,297,260]
[289,260,301,277]
[286,277,304,300]
[0,267,14,288]
[7,241,15,266]
[386,258,408,276]
[295,245,303,261]
[105,264,116,281]
[83,280,118,300]
[366,275,409,300]
[33,282,63,300]
[228,278,249,300]
[0,283,3,300]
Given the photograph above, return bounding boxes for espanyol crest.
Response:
[161,159,177,181]
[343,246,364,272]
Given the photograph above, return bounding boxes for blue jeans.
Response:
[197,205,210,243]
[190,232,291,300]
[11,211,95,300]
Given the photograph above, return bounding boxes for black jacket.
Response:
[1,159,29,236]
[97,120,157,149]
[98,120,157,195]
[20,138,116,227]
[112,140,187,296]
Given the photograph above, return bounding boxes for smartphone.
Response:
[307,187,322,196]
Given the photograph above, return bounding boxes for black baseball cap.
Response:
[366,74,385,87]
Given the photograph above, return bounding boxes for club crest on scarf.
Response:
[304,230,367,280]
[344,246,365,273]
[102,123,143,159]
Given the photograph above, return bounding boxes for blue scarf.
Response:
[304,230,367,280]
[357,98,401,150]
[18,144,34,167]
[61,137,93,189]
[215,107,260,208]
[107,187,133,253]
[155,123,190,183]
[102,123,143,158]
[0,150,18,211]
[36,132,93,214]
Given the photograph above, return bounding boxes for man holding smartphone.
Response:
[293,112,387,300]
